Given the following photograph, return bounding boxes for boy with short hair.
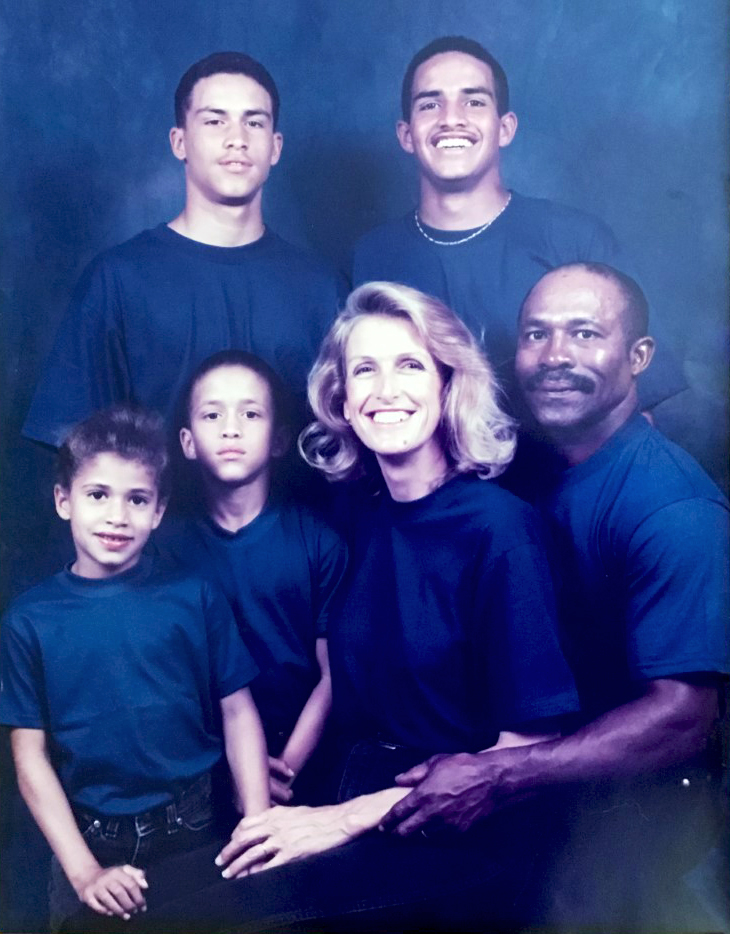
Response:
[156,350,347,803]
[0,406,269,930]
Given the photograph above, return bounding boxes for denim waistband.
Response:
[73,771,212,837]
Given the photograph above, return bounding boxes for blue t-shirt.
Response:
[23,225,345,446]
[329,474,579,754]
[0,557,258,814]
[352,193,685,410]
[152,498,347,753]
[508,415,730,720]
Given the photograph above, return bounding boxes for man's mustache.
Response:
[523,368,595,394]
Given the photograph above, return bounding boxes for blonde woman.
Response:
[143,283,577,932]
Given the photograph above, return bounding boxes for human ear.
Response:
[169,126,187,162]
[179,427,197,461]
[498,111,518,148]
[270,132,283,166]
[630,336,655,375]
[54,484,71,521]
[396,120,415,154]
[152,497,168,529]
[343,399,351,423]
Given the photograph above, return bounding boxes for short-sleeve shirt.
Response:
[23,225,345,446]
[0,557,258,814]
[352,193,685,410]
[509,414,730,720]
[329,474,579,754]
[152,498,347,752]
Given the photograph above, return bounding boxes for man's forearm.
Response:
[488,678,718,804]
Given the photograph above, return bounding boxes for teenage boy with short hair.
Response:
[352,35,685,412]
[0,406,269,930]
[155,350,347,803]
[23,51,343,448]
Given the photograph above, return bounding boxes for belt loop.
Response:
[107,818,120,840]
[166,801,180,834]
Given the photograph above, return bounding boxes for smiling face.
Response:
[180,364,282,488]
[343,314,446,478]
[516,268,654,447]
[54,453,164,579]
[169,71,283,208]
[396,51,516,191]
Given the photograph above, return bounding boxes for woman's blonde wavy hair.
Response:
[299,281,516,482]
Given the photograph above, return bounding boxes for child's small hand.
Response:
[268,756,295,804]
[77,864,148,919]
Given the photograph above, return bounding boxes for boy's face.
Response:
[180,365,285,487]
[54,453,165,580]
[169,72,283,209]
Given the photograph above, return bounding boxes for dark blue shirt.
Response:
[352,193,685,410]
[153,498,347,753]
[508,415,730,720]
[330,474,579,754]
[0,557,257,814]
[23,225,345,446]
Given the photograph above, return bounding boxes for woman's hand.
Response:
[215,788,409,879]
[215,803,372,879]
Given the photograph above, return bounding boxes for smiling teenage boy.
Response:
[23,52,343,448]
[352,36,684,413]
[0,407,269,931]
[155,351,347,804]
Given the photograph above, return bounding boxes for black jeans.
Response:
[127,739,548,933]
[52,772,226,933]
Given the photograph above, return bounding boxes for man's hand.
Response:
[381,752,504,836]
[269,756,295,804]
[75,864,148,919]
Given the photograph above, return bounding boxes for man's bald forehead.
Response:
[520,263,649,346]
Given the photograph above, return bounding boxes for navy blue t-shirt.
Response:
[153,498,347,753]
[23,225,345,446]
[508,415,730,720]
[329,474,579,754]
[0,557,258,814]
[352,193,685,410]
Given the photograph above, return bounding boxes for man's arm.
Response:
[381,677,718,835]
[270,638,332,803]
[220,688,270,817]
[10,728,148,919]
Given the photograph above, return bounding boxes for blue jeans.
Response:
[50,772,225,933]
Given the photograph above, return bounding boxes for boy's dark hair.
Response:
[180,350,294,432]
[174,51,280,128]
[401,36,510,120]
[57,406,169,497]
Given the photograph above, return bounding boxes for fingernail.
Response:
[123,914,131,921]
[214,856,222,866]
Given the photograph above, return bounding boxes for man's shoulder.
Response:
[507,192,617,248]
[258,230,343,288]
[352,214,415,264]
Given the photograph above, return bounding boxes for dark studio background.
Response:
[0,0,728,929]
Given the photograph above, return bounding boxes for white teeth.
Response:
[372,411,410,424]
[436,138,473,149]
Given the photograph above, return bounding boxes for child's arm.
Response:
[220,687,270,816]
[270,637,332,802]
[10,728,148,920]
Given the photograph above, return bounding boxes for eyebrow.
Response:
[194,106,271,120]
[412,86,494,104]
[80,483,154,494]
[197,397,265,406]
[521,316,603,329]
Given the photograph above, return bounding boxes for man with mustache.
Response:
[495,261,728,925]
[352,36,685,415]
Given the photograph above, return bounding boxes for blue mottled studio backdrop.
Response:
[0,0,728,928]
